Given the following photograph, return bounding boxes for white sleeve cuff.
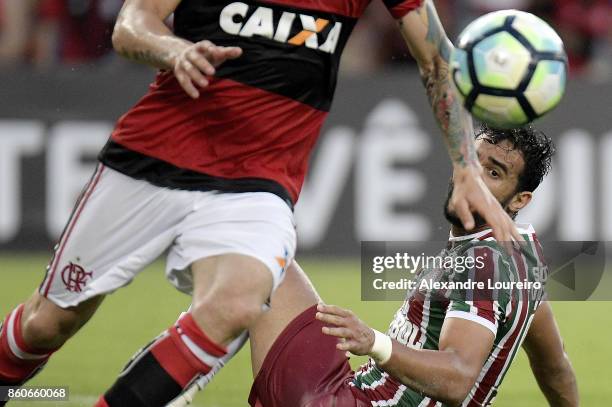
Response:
[445,310,497,336]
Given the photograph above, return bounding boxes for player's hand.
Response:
[449,165,524,252]
[316,303,375,356]
[173,40,242,99]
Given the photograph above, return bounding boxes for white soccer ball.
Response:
[451,10,568,128]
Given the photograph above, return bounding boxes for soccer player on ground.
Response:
[244,125,579,407]
[0,1,523,406]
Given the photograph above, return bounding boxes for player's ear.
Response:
[508,191,532,214]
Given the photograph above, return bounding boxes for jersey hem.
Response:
[98,141,295,209]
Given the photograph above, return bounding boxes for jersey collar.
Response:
[448,223,535,242]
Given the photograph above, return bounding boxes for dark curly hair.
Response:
[476,124,556,193]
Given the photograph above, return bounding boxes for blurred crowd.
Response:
[0,0,122,67]
[0,0,610,79]
[343,0,611,79]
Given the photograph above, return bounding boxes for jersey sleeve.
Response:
[379,0,423,20]
[444,245,513,336]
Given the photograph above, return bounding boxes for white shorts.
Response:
[39,164,297,308]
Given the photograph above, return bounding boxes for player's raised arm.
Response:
[522,302,579,407]
[112,0,242,98]
[397,1,522,245]
[397,1,469,167]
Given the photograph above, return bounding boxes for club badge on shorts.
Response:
[61,262,93,293]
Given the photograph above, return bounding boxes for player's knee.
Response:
[225,299,264,329]
[192,295,264,334]
[21,299,83,349]
[21,312,72,350]
[191,256,274,335]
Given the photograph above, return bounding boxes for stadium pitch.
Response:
[1,255,610,407]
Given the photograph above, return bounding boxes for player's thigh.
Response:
[167,191,297,343]
[40,164,191,308]
[249,261,321,376]
[190,254,274,345]
[248,287,356,407]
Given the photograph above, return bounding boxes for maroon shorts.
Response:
[248,305,371,407]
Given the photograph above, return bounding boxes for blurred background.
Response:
[0,0,611,253]
[0,0,610,77]
[1,1,611,406]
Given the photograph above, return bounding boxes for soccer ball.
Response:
[450,10,568,128]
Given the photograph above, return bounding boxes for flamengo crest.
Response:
[61,262,93,293]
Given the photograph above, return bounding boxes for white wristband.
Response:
[369,329,393,365]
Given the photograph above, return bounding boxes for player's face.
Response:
[475,137,524,205]
[445,137,531,230]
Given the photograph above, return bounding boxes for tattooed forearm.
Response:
[424,3,451,62]
[406,1,478,168]
[421,60,477,168]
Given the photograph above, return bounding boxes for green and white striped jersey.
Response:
[352,224,547,407]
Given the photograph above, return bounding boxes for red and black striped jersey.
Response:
[99,0,422,205]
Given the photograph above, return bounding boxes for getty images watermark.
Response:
[361,241,612,301]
